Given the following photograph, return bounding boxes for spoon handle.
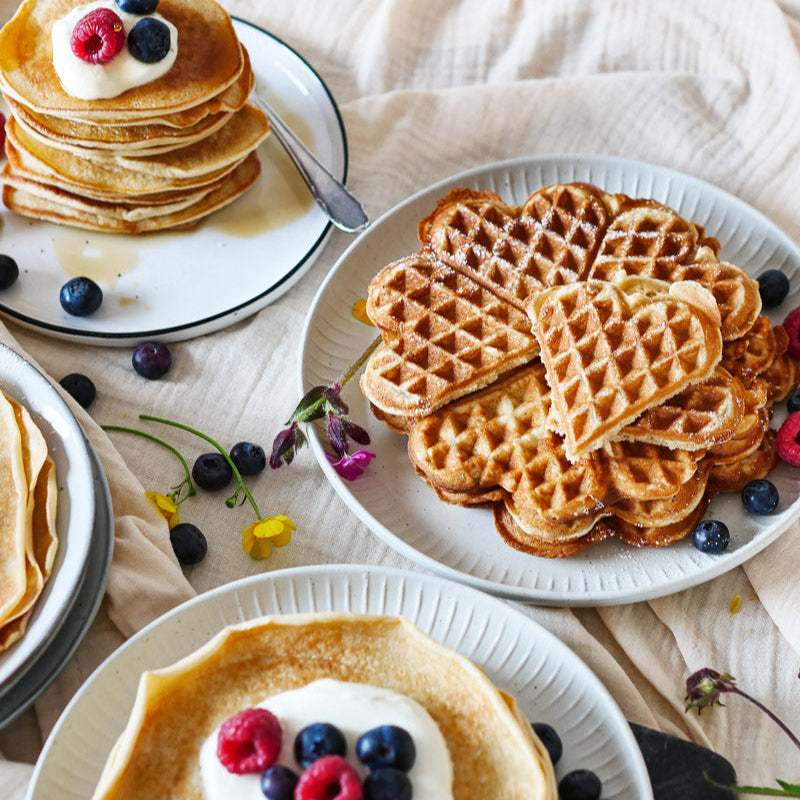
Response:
[251,93,369,234]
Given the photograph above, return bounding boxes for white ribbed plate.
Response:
[27,565,653,800]
[300,154,800,605]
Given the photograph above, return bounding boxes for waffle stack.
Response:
[361,184,795,557]
[0,0,269,233]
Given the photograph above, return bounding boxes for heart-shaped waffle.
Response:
[362,254,540,418]
[416,185,761,341]
[418,184,611,309]
[527,276,723,461]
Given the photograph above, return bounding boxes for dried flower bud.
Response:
[685,668,736,713]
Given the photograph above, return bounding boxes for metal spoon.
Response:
[250,91,369,234]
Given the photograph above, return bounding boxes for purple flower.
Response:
[326,449,376,480]
[326,412,347,457]
[269,422,306,469]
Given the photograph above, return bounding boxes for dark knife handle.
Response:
[630,722,737,800]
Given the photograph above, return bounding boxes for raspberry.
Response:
[295,755,363,800]
[216,707,282,774]
[781,307,800,359]
[70,8,125,64]
[0,112,5,151]
[776,411,800,466]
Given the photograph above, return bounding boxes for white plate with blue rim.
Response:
[0,342,96,692]
[0,18,348,345]
[300,153,800,606]
[26,564,653,800]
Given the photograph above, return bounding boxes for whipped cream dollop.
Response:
[51,0,177,100]
[199,679,455,799]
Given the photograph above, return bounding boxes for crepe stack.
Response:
[90,613,558,800]
[0,390,58,652]
[0,0,269,232]
[360,184,796,556]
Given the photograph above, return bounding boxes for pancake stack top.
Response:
[361,184,799,557]
[0,0,269,233]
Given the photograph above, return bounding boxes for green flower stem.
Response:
[726,686,800,753]
[102,424,196,504]
[340,334,381,386]
[289,334,382,425]
[139,414,262,520]
[705,775,800,797]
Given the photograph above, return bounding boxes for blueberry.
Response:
[131,341,172,379]
[192,452,233,491]
[757,269,790,308]
[169,522,207,565]
[260,765,298,800]
[356,725,415,772]
[230,441,266,475]
[59,372,96,409]
[115,0,158,13]
[531,722,562,766]
[788,386,800,415]
[294,722,347,768]
[59,276,102,316]
[692,520,730,554]
[127,17,170,63]
[0,254,19,290]
[558,769,602,800]
[363,767,412,800]
[741,479,779,515]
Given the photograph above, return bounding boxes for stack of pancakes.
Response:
[360,184,798,557]
[90,614,557,800]
[0,0,269,233]
[0,390,58,653]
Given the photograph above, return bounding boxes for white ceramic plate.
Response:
[0,432,112,728]
[27,564,653,800]
[0,19,348,345]
[0,343,96,687]
[300,154,800,605]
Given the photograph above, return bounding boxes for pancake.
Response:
[2,167,236,220]
[0,0,244,121]
[3,150,262,232]
[0,394,59,653]
[5,104,268,188]
[91,613,557,800]
[0,455,58,652]
[0,392,30,625]
[9,98,235,156]
[48,46,255,129]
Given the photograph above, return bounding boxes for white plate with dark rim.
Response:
[300,154,800,606]
[26,564,653,800]
[0,342,96,689]
[0,19,348,345]
[0,432,113,729]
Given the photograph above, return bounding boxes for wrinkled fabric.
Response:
[1,0,800,792]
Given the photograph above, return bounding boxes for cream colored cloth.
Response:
[2,0,800,795]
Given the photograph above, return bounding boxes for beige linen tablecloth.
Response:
[2,0,800,795]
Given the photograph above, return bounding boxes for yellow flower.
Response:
[146,490,180,530]
[242,515,296,560]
